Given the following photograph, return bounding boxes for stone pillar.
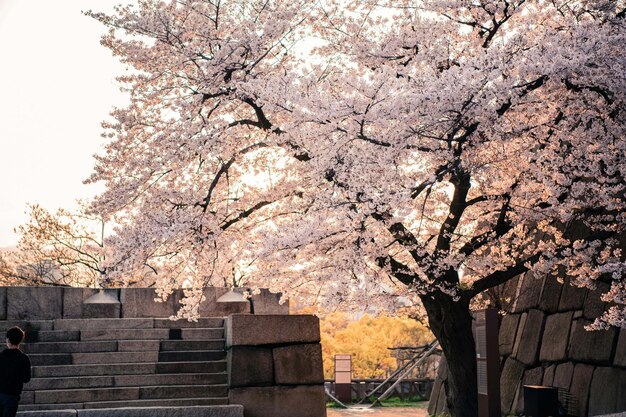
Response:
[226,314,327,417]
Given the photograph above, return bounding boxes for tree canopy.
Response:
[85,2,626,415]
[87,0,626,326]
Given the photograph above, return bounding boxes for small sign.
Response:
[334,354,352,403]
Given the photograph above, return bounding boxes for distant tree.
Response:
[86,2,626,416]
[6,204,154,287]
[0,249,58,286]
[321,313,435,379]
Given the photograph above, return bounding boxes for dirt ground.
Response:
[327,407,429,417]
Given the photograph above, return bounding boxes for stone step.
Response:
[18,402,236,414]
[0,320,54,332]
[155,361,227,374]
[80,329,170,341]
[73,351,160,365]
[82,403,238,414]
[33,361,226,378]
[36,330,81,343]
[22,339,225,354]
[22,341,118,354]
[24,372,227,391]
[33,363,156,378]
[30,351,162,366]
[53,319,155,331]
[26,376,113,391]
[113,372,227,387]
[159,340,225,351]
[181,328,224,340]
[19,402,83,411]
[153,318,224,328]
[30,354,72,367]
[158,351,225,362]
[79,328,224,341]
[33,385,228,404]
[117,340,161,352]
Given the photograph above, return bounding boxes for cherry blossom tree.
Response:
[86,1,626,416]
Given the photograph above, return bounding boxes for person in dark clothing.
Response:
[0,327,31,417]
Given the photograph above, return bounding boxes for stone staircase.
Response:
[0,317,229,412]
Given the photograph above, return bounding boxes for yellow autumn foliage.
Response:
[320,313,433,379]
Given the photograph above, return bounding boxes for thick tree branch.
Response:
[377,255,415,285]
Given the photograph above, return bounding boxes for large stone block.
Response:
[499,314,520,357]
[7,287,63,320]
[226,315,320,347]
[558,278,587,312]
[583,282,609,320]
[542,364,555,386]
[568,319,617,363]
[538,276,562,313]
[62,288,99,319]
[0,287,6,320]
[515,309,544,366]
[228,346,274,387]
[250,289,289,315]
[82,303,121,319]
[229,385,326,417]
[498,276,520,311]
[500,358,525,413]
[512,272,542,313]
[569,363,594,417]
[203,287,250,316]
[614,329,626,367]
[553,362,574,390]
[511,312,527,359]
[121,288,183,318]
[427,358,449,415]
[512,366,543,414]
[428,373,444,416]
[434,383,449,416]
[588,367,626,416]
[273,344,324,385]
[539,311,573,362]
[62,288,83,319]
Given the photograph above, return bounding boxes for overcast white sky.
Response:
[0,0,132,247]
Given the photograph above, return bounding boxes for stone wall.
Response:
[226,314,327,417]
[0,286,289,320]
[428,272,626,416]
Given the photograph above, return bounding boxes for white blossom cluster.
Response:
[85,0,626,326]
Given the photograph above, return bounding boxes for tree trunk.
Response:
[421,293,478,417]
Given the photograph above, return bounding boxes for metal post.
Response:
[474,308,501,417]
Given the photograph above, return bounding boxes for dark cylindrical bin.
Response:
[524,385,559,417]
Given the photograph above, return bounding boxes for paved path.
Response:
[328,407,428,417]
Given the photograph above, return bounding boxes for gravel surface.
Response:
[327,407,428,417]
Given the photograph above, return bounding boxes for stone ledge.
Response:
[17,412,76,417]
[79,408,242,417]
[17,407,244,417]
[229,385,326,417]
[226,315,320,347]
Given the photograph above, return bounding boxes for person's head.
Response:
[6,327,24,347]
